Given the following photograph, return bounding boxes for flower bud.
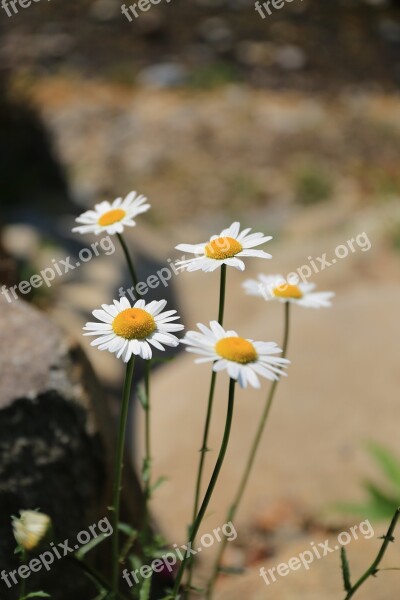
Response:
[12,510,52,551]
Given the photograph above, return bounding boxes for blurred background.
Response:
[1,0,400,598]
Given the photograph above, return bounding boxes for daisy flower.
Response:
[243,274,335,308]
[72,191,150,236]
[181,321,289,389]
[83,298,184,362]
[175,222,272,273]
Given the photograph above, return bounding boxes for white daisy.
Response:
[83,298,184,362]
[72,191,150,236]
[181,321,289,389]
[243,274,335,308]
[175,222,272,273]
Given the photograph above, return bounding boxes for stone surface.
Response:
[0,296,145,599]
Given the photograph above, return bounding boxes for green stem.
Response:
[143,359,152,544]
[67,555,129,600]
[172,379,237,599]
[186,265,228,592]
[343,507,400,599]
[112,357,136,597]
[218,264,227,326]
[19,550,26,600]
[117,233,138,288]
[207,302,290,599]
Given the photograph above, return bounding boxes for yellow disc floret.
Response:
[205,237,243,260]
[98,208,126,227]
[112,308,156,340]
[215,336,257,364]
[273,283,303,300]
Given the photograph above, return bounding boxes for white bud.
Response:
[12,510,52,551]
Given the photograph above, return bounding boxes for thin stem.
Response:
[191,371,217,525]
[142,359,152,545]
[172,379,237,599]
[186,266,228,591]
[112,357,136,597]
[344,507,400,599]
[67,555,130,600]
[207,302,290,599]
[218,264,227,326]
[19,550,26,600]
[117,233,138,288]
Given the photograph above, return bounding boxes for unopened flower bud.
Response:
[12,510,52,551]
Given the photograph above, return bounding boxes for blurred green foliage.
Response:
[336,442,400,521]
[189,63,240,89]
[389,223,400,253]
[294,162,334,206]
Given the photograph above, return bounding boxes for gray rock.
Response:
[90,0,121,21]
[274,45,307,71]
[379,18,400,43]
[136,62,188,88]
[0,296,145,599]
[197,17,234,52]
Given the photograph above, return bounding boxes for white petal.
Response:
[148,338,166,351]
[209,321,227,339]
[245,366,261,388]
[236,227,252,241]
[134,299,146,309]
[92,310,114,324]
[238,249,272,259]
[150,300,168,316]
[158,323,184,332]
[241,234,273,248]
[119,297,131,309]
[220,222,241,238]
[175,243,206,255]
[224,257,245,271]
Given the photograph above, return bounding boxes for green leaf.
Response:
[75,534,109,559]
[138,385,148,410]
[21,593,51,599]
[363,480,400,514]
[340,547,352,592]
[187,584,205,594]
[334,500,397,521]
[129,553,143,572]
[139,575,152,600]
[366,442,400,492]
[151,476,168,493]
[142,458,152,484]
[118,522,138,537]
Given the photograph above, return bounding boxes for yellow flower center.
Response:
[205,237,243,260]
[98,208,126,227]
[273,283,303,300]
[215,336,257,364]
[112,308,156,340]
